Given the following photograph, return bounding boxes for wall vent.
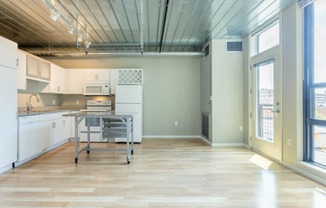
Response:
[227,41,242,52]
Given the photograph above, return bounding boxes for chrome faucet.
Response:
[27,94,39,113]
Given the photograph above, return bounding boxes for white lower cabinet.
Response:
[17,112,72,165]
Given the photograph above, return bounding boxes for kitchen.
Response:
[0,0,325,207]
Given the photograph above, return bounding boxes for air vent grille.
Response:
[227,41,242,52]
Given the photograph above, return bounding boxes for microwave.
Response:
[83,82,110,95]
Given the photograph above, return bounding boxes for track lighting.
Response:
[77,32,83,42]
[85,40,91,49]
[50,9,60,21]
[68,26,74,34]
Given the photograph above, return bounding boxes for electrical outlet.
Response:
[239,126,243,131]
[174,121,178,126]
[52,100,56,105]
[287,138,291,146]
[76,100,80,105]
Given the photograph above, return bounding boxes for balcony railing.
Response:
[257,104,274,142]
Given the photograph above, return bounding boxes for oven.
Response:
[80,100,112,142]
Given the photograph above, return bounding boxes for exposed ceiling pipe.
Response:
[159,0,170,53]
[139,0,144,54]
[45,51,204,58]
[76,0,80,48]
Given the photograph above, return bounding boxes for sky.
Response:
[314,0,326,84]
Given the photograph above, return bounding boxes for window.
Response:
[304,1,326,167]
[257,21,280,53]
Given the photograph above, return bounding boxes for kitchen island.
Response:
[63,111,134,164]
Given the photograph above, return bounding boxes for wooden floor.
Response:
[0,139,325,207]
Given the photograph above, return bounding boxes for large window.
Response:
[304,1,326,167]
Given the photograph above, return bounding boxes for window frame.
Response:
[303,2,326,167]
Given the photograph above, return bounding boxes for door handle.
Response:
[271,109,280,113]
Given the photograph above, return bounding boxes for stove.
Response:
[80,100,112,142]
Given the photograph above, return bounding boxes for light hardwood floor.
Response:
[0,138,325,207]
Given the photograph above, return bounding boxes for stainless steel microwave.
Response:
[83,82,110,95]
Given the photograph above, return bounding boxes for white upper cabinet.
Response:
[42,64,66,94]
[39,61,51,81]
[17,50,27,90]
[67,69,85,94]
[84,69,110,82]
[26,54,51,82]
[0,36,17,69]
[109,69,119,94]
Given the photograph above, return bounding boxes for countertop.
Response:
[18,109,83,117]
[63,111,135,118]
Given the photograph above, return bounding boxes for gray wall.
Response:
[211,40,244,144]
[48,56,202,137]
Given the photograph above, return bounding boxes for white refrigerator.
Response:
[0,36,17,172]
[115,84,143,143]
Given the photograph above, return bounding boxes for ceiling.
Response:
[0,0,298,57]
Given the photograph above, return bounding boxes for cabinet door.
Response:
[0,36,17,69]
[84,69,110,82]
[49,64,66,93]
[67,69,84,94]
[17,51,27,90]
[109,69,119,94]
[26,55,38,78]
[0,66,17,167]
[39,61,51,81]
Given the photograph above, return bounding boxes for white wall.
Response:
[211,40,244,145]
[48,56,202,137]
[281,4,325,183]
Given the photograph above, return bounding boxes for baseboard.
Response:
[143,135,247,148]
[281,161,326,185]
[0,163,14,174]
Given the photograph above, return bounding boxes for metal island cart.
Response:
[63,111,134,164]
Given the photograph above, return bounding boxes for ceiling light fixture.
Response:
[77,32,83,42]
[50,9,60,21]
[68,25,74,35]
[85,40,91,49]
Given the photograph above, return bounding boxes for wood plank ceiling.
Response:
[0,0,298,56]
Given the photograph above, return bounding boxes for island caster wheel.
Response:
[75,158,78,163]
[127,156,130,164]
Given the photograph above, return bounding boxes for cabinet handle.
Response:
[52,122,56,128]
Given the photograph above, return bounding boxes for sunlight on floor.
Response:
[249,154,273,170]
